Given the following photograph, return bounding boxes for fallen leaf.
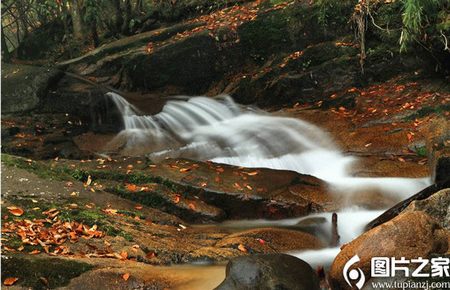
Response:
[7,206,24,217]
[84,175,92,186]
[122,273,130,281]
[238,244,247,253]
[3,277,18,286]
[39,277,49,286]
[126,184,137,192]
[134,205,143,210]
[146,251,156,259]
[120,251,128,260]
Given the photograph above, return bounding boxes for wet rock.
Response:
[329,211,448,290]
[365,179,450,230]
[149,159,333,219]
[214,253,320,290]
[404,188,450,230]
[426,117,450,184]
[1,63,63,114]
[215,227,324,253]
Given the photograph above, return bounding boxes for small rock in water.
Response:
[214,254,320,290]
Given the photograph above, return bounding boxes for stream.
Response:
[106,92,430,285]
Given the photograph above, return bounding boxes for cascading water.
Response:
[106,92,429,198]
[105,92,430,268]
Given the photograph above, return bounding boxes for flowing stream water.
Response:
[105,92,430,269]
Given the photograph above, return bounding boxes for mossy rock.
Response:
[1,64,63,114]
[2,254,93,289]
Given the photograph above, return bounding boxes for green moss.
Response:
[59,209,106,225]
[117,209,145,219]
[404,104,450,120]
[2,254,93,289]
[108,186,168,209]
[238,9,291,59]
[1,154,72,181]
[103,225,134,242]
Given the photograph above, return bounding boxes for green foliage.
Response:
[414,146,428,157]
[313,0,356,28]
[400,0,448,51]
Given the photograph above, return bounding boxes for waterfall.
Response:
[105,92,430,198]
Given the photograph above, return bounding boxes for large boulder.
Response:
[1,63,63,114]
[365,179,450,230]
[329,211,448,290]
[404,188,450,230]
[215,254,320,290]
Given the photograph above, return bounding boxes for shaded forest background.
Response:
[1,0,449,73]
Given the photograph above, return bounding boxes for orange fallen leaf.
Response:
[126,184,137,192]
[173,195,180,204]
[103,208,118,215]
[135,205,143,210]
[246,171,258,176]
[122,273,130,281]
[7,206,24,217]
[188,203,196,210]
[29,250,40,255]
[146,251,157,259]
[3,277,18,286]
[120,251,128,260]
[237,244,247,253]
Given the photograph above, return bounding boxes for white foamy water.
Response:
[106,92,431,268]
[106,92,430,199]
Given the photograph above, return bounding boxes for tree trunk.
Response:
[121,0,132,35]
[70,0,85,40]
[90,19,99,47]
[111,0,123,33]
[1,25,11,62]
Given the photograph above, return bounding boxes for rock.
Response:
[404,188,450,230]
[214,254,320,290]
[329,211,448,290]
[2,254,93,289]
[365,179,450,230]
[1,63,63,114]
[215,228,324,253]
[426,117,450,184]
[149,158,333,219]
